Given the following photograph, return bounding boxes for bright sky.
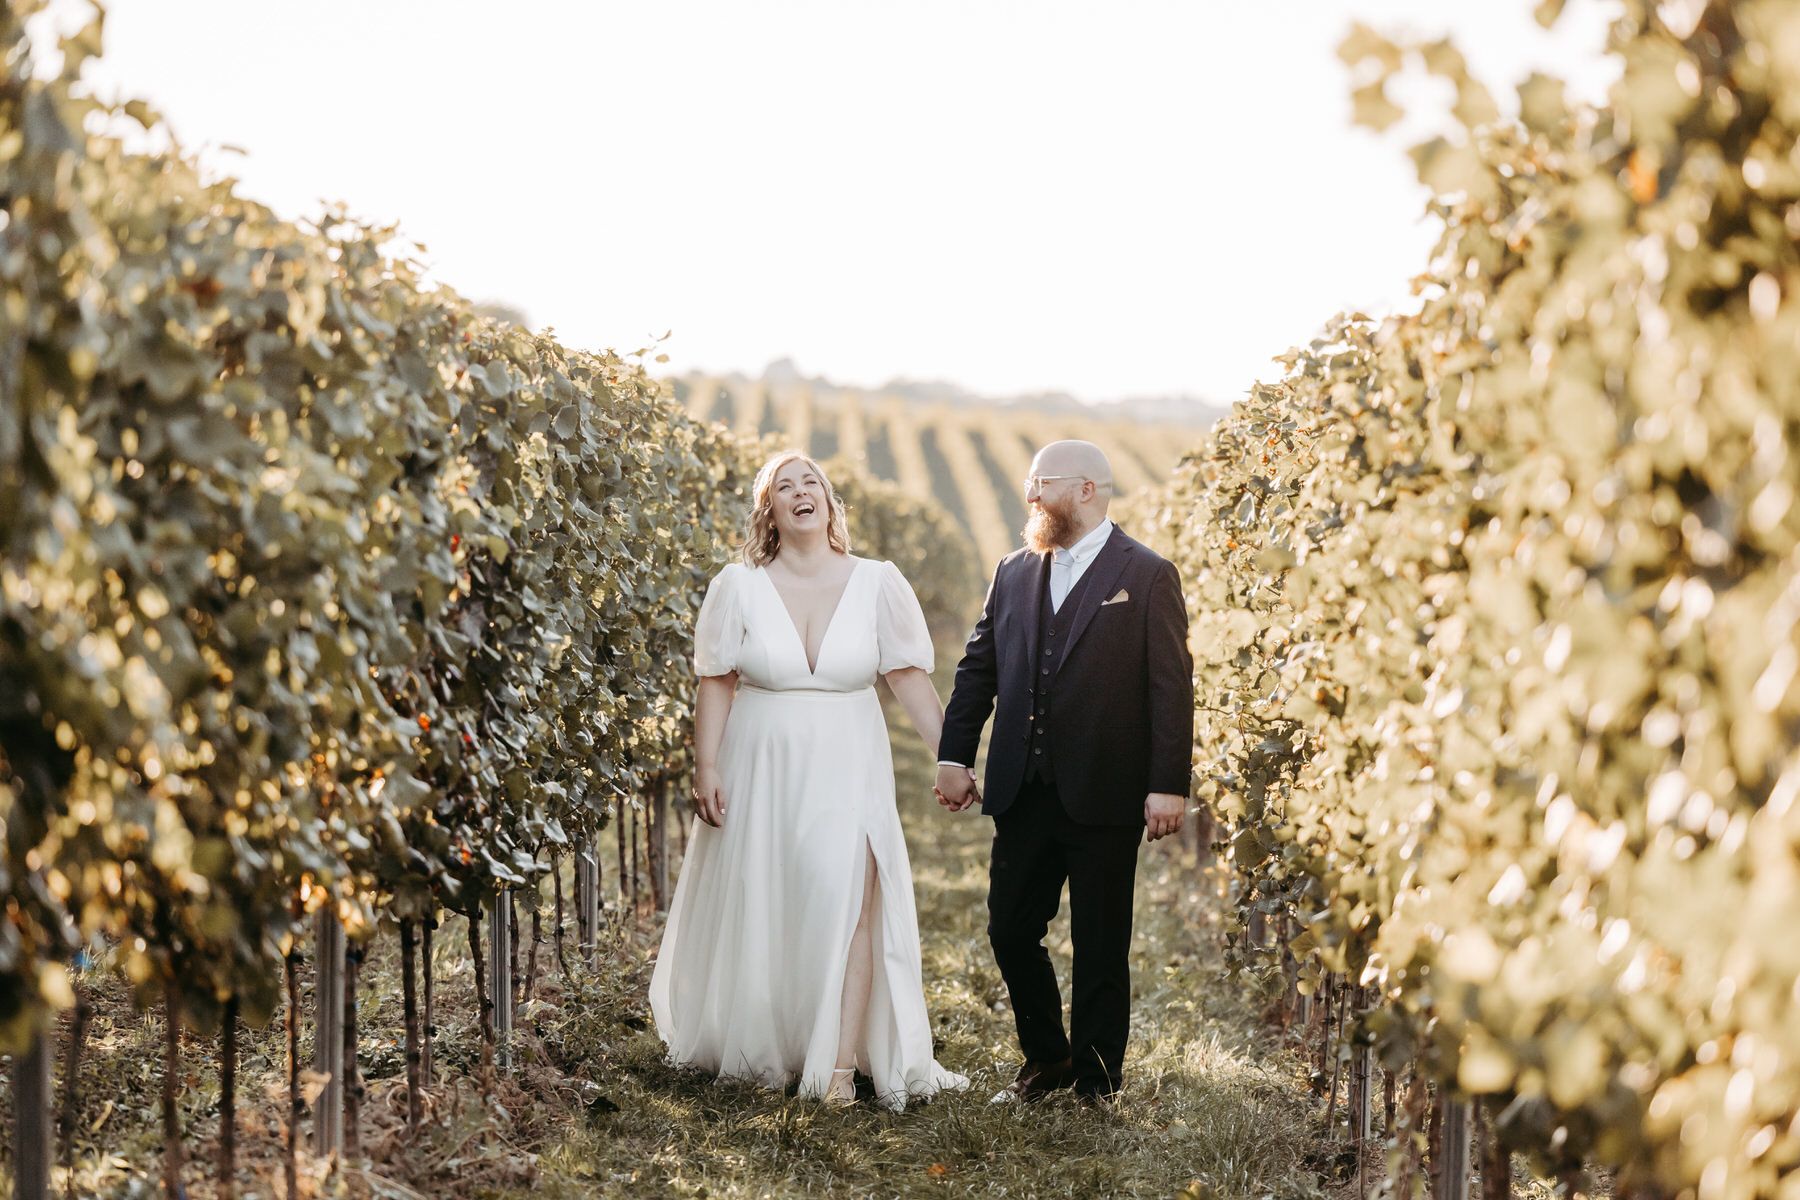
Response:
[63,0,1618,408]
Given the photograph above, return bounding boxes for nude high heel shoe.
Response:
[824,1066,858,1108]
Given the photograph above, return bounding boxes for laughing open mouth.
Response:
[793,501,816,517]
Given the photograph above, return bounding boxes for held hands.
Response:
[934,763,981,812]
[1144,792,1185,842]
[691,765,728,827]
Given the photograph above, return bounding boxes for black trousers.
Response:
[986,774,1141,1095]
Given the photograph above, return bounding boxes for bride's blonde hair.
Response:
[743,451,851,567]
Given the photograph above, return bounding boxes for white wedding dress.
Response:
[649,556,969,1110]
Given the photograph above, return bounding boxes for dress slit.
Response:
[855,834,888,1074]
[802,824,883,1098]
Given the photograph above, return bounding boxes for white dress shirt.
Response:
[1049,518,1114,613]
[938,519,1115,769]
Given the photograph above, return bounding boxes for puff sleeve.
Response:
[692,563,746,678]
[875,560,935,675]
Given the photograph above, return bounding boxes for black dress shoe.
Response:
[988,1057,1075,1103]
[1073,1086,1118,1109]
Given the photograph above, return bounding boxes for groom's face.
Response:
[1023,474,1080,553]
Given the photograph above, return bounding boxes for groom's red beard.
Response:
[1023,498,1078,555]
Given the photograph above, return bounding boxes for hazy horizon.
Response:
[664,354,1228,414]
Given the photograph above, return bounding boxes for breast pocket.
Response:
[1085,594,1141,658]
[1095,581,1133,609]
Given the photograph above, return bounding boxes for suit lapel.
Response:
[1023,549,1050,660]
[1054,528,1132,674]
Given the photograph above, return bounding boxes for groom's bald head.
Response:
[1031,440,1114,505]
[1023,440,1114,551]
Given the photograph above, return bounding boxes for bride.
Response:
[649,450,970,1109]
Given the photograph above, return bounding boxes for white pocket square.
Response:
[1101,589,1130,606]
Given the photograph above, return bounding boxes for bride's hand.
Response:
[692,765,728,827]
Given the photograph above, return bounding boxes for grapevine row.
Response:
[0,5,972,1191]
[0,0,750,1128]
[1146,4,1800,1194]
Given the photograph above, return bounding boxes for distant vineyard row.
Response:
[673,377,1212,570]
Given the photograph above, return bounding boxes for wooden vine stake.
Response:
[467,906,494,1090]
[552,852,571,978]
[219,996,239,1199]
[1479,1097,1513,1200]
[313,908,346,1158]
[629,802,641,917]
[399,919,424,1132]
[1346,987,1374,1189]
[420,911,436,1086]
[1280,916,1306,1028]
[162,996,183,1198]
[1391,1067,1431,1198]
[342,944,363,1159]
[650,776,669,911]
[576,836,600,965]
[1316,974,1334,1080]
[524,865,544,1003]
[508,892,522,1012]
[489,891,514,1074]
[1433,1092,1473,1200]
[12,1026,53,1200]
[284,939,300,1200]
[574,842,591,957]
[1325,976,1347,1133]
[60,984,93,1195]
[614,808,627,914]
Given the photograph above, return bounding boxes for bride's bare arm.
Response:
[882,666,944,758]
[692,672,738,826]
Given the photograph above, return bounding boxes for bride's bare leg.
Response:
[831,843,880,1100]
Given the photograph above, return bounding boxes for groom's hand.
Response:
[1144,792,1184,841]
[934,763,980,812]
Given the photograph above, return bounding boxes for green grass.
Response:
[516,727,1331,1200]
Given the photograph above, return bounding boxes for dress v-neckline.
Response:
[761,557,862,676]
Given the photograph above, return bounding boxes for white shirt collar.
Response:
[1058,518,1114,564]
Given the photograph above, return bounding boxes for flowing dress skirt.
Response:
[649,683,967,1110]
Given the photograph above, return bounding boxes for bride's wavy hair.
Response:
[743,451,852,567]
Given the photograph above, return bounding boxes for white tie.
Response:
[1050,548,1074,613]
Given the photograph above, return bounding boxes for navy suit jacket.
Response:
[940,525,1194,826]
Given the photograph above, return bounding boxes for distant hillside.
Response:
[664,363,1220,570]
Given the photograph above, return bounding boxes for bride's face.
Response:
[770,460,828,542]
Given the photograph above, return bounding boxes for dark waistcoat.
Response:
[1023,556,1103,783]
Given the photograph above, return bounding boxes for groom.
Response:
[935,439,1194,1105]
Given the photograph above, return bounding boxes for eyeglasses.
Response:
[1022,474,1087,494]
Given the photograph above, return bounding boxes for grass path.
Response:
[527,739,1333,1199]
[7,714,1336,1199]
